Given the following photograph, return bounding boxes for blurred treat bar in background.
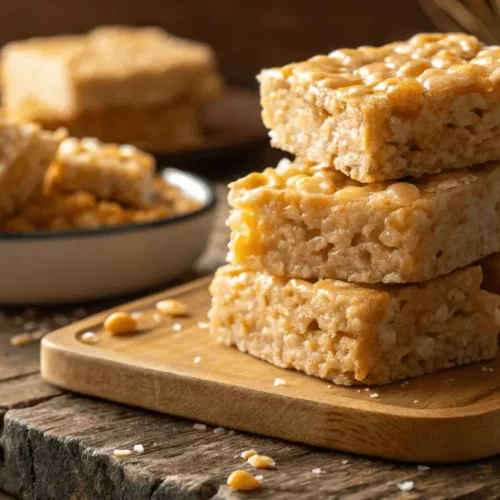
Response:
[1,26,222,147]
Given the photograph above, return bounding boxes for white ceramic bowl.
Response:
[0,168,217,304]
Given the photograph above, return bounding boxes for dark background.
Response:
[1,0,435,86]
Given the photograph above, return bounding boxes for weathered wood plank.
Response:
[3,394,500,499]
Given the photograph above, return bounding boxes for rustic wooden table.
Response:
[2,152,500,499]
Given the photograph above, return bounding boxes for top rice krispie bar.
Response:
[2,26,222,123]
[259,33,500,182]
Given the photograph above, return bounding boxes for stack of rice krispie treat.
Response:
[210,33,500,386]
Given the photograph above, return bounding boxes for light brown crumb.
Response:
[193,423,207,431]
[197,321,209,329]
[274,378,287,387]
[80,331,100,344]
[241,449,257,460]
[255,474,264,481]
[248,454,276,469]
[312,468,325,474]
[133,444,145,454]
[213,427,225,434]
[131,311,143,320]
[10,333,32,346]
[172,323,183,332]
[156,299,187,316]
[414,400,420,404]
[227,470,261,491]
[193,356,201,364]
[153,313,162,323]
[370,392,380,399]
[113,449,132,457]
[342,460,349,465]
[417,465,430,471]
[327,384,333,389]
[104,312,137,336]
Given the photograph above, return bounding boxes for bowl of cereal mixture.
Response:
[0,135,216,303]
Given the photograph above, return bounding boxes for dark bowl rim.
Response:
[0,167,218,241]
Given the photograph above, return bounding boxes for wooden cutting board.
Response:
[41,276,500,464]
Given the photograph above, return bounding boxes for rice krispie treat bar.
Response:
[209,265,500,386]
[259,33,500,182]
[228,158,500,284]
[0,120,65,220]
[46,137,155,207]
[2,26,221,144]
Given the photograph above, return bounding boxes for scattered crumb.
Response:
[172,323,183,332]
[227,470,261,491]
[363,388,370,392]
[401,381,410,387]
[274,378,287,387]
[113,449,132,457]
[104,312,137,336]
[241,449,257,460]
[156,299,187,316]
[13,316,24,325]
[397,481,414,492]
[193,423,207,431]
[488,367,495,372]
[248,454,276,469]
[327,385,333,389]
[72,307,88,318]
[482,366,489,372]
[370,392,380,399]
[255,475,264,481]
[417,465,431,471]
[153,313,162,324]
[131,311,143,320]
[357,389,361,393]
[193,356,201,364]
[10,333,32,346]
[213,427,225,434]
[133,444,145,454]
[228,430,236,435]
[80,331,99,345]
[23,321,37,332]
[413,400,420,404]
[197,321,209,329]
[311,468,325,474]
[342,460,349,465]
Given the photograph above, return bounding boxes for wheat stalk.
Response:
[421,0,500,43]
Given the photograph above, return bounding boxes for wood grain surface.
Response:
[41,276,500,464]
[3,171,500,498]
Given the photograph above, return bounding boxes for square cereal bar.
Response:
[209,265,500,386]
[259,33,500,182]
[2,26,221,124]
[0,120,65,220]
[228,158,500,284]
[46,137,155,207]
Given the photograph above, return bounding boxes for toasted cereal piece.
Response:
[104,312,137,336]
[228,158,500,284]
[209,265,500,386]
[226,470,261,491]
[46,137,155,207]
[0,120,65,220]
[259,33,500,182]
